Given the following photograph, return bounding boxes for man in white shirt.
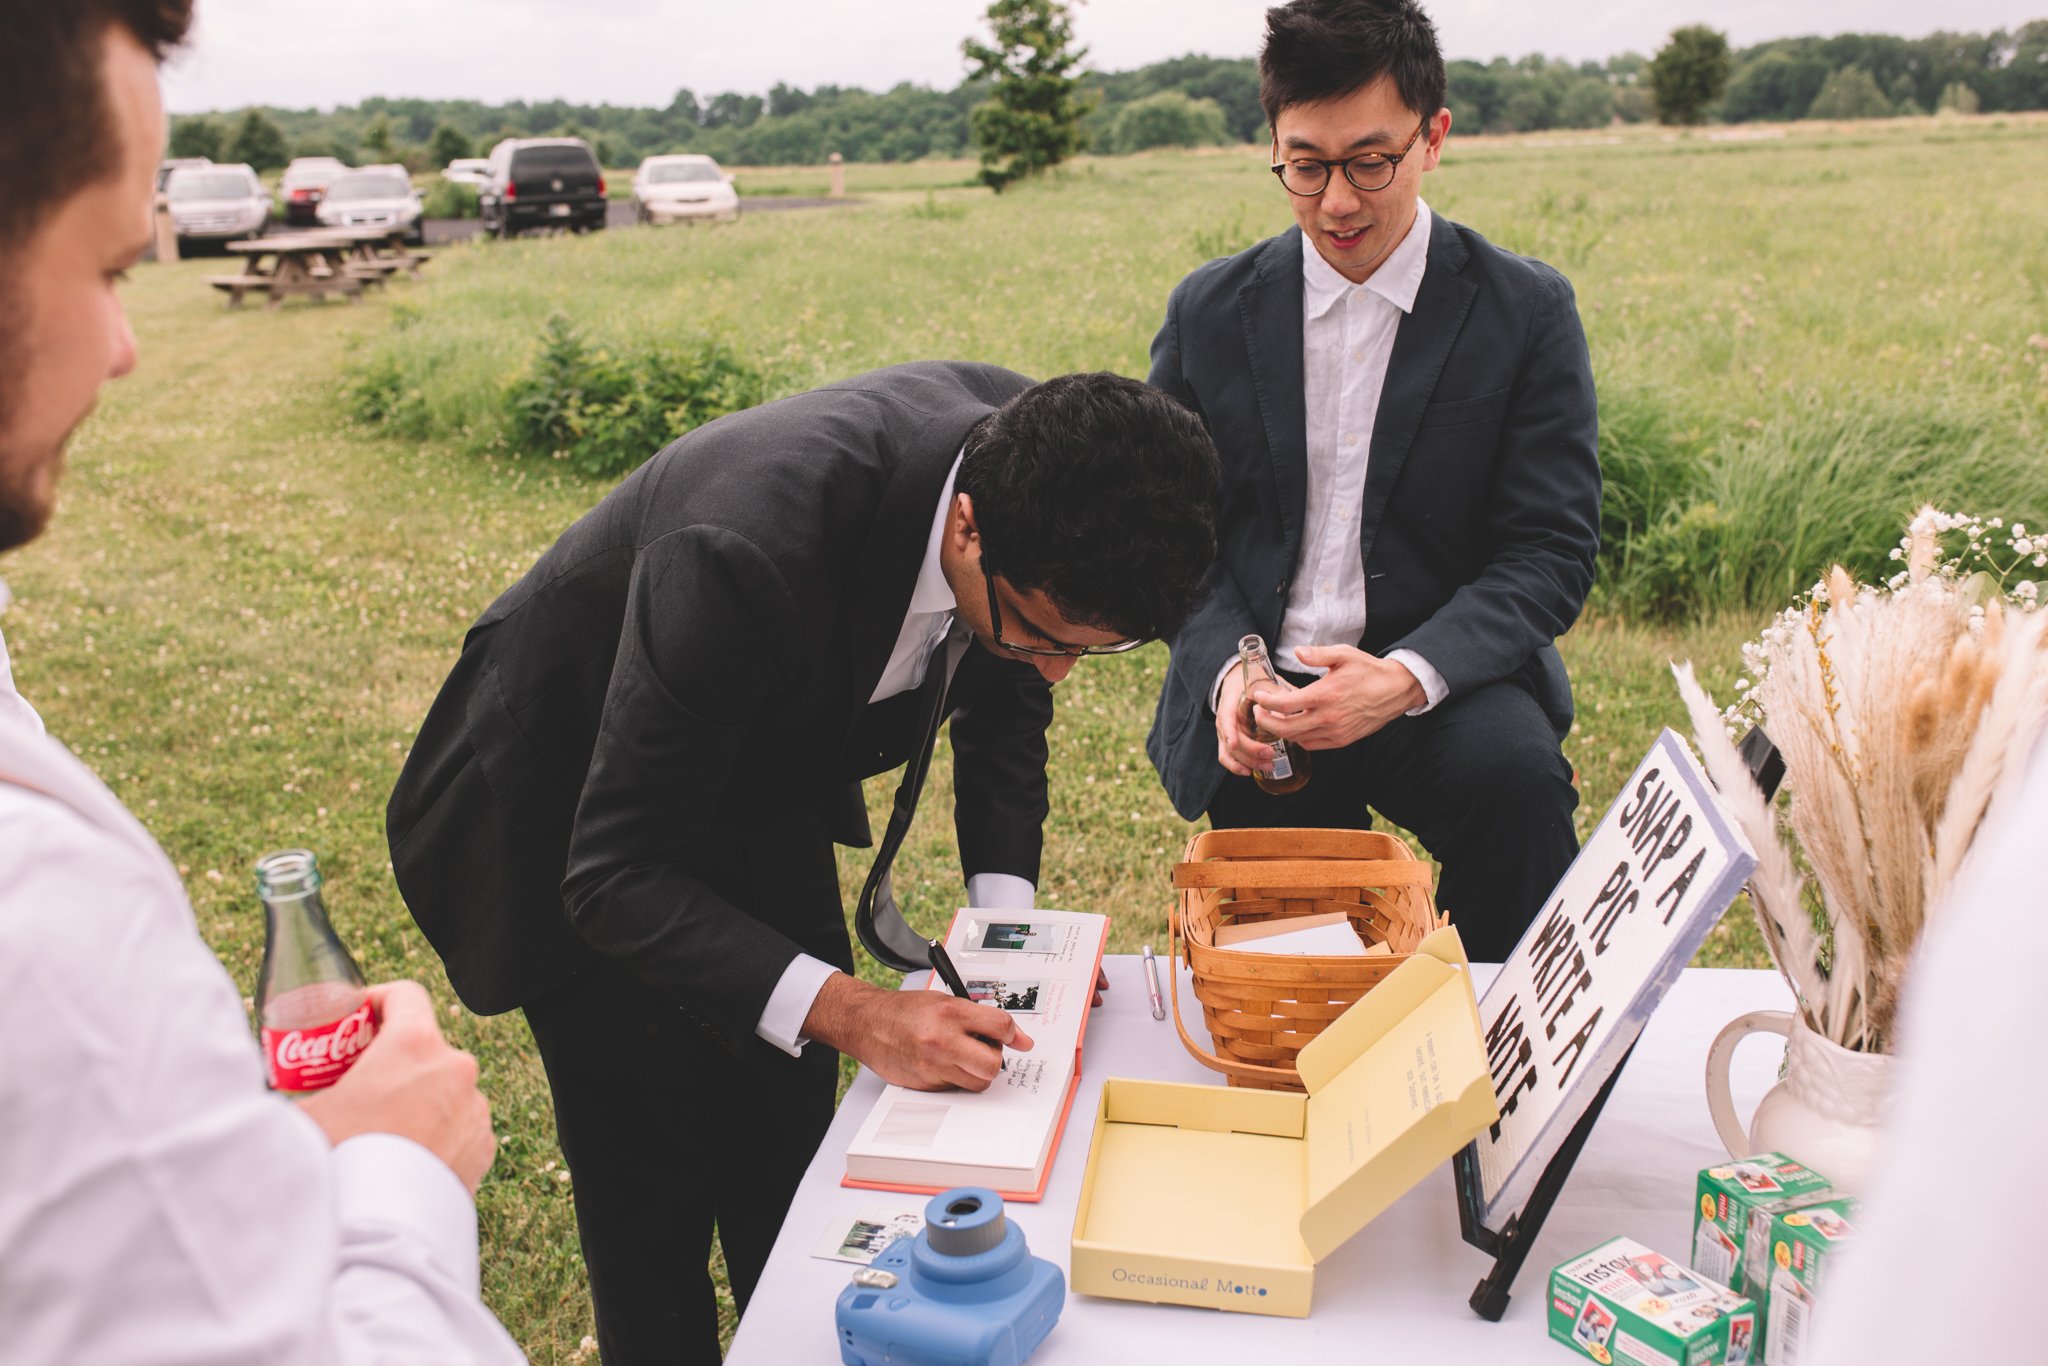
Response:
[0,3,521,1359]
[1146,0,1601,960]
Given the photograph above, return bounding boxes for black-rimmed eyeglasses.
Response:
[983,570,1145,658]
[1270,118,1428,197]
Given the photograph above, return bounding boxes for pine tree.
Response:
[962,0,1094,193]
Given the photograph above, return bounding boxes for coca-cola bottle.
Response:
[254,849,375,1093]
[1238,633,1311,795]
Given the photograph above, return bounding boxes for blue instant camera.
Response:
[834,1186,1065,1366]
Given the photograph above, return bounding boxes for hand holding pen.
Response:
[928,938,1031,1078]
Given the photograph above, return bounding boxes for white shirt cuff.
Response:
[1207,654,1240,713]
[966,872,1035,911]
[1386,648,1449,714]
[755,953,841,1058]
[331,1133,482,1295]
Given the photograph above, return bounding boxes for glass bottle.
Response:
[254,849,375,1093]
[1238,634,1311,795]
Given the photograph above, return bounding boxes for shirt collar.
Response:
[1301,199,1433,321]
[908,452,963,617]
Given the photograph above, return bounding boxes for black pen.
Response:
[927,936,1006,1071]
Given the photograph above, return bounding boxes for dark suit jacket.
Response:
[387,362,1055,1045]
[1146,216,1601,819]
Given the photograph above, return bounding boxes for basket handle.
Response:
[1171,858,1431,890]
[1169,898,1315,1089]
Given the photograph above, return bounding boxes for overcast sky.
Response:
[161,0,2044,113]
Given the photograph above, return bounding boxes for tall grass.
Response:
[355,124,2047,621]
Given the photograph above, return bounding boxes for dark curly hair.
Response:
[957,373,1218,644]
[0,0,193,252]
[1258,0,1447,131]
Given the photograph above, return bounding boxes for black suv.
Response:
[479,138,607,238]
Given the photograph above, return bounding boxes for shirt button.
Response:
[1343,433,1358,445]
[1351,350,1365,363]
[1320,581,1334,594]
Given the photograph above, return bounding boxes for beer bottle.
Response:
[254,849,375,1094]
[1237,634,1311,795]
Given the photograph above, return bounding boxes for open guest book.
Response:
[842,907,1109,1202]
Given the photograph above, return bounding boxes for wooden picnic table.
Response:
[208,234,361,308]
[318,225,434,280]
[206,229,433,308]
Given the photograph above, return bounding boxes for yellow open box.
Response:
[1070,928,1499,1318]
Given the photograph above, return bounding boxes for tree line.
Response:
[168,21,2048,172]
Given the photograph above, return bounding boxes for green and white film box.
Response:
[1692,1154,1834,1297]
[1549,1237,1759,1366]
[1761,1198,1856,1366]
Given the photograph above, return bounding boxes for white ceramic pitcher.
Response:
[1704,1010,1893,1193]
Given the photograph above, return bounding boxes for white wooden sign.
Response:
[1462,728,1758,1232]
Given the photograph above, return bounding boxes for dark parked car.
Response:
[280,156,347,226]
[479,138,606,238]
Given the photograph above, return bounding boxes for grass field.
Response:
[5,115,2043,1360]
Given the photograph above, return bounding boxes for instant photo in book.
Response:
[842,908,1109,1202]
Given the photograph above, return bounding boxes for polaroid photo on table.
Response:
[813,1200,926,1265]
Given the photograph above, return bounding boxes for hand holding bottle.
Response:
[295,980,498,1194]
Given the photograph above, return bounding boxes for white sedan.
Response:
[632,155,739,225]
[315,166,425,244]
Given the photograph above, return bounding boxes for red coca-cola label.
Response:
[262,1000,375,1091]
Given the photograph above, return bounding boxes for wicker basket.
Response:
[1169,827,1448,1091]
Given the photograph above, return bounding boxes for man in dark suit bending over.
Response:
[388,363,1217,1363]
[1146,0,1601,961]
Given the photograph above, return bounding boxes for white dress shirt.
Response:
[0,608,45,734]
[0,672,523,1362]
[1209,202,1449,714]
[755,455,1034,1056]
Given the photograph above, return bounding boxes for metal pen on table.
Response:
[1141,944,1165,1020]
[927,937,1007,1071]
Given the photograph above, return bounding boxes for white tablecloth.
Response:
[727,955,1792,1364]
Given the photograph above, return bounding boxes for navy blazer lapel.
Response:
[1237,229,1308,557]
[1360,214,1477,563]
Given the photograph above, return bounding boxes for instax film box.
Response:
[1762,1198,1856,1366]
[1549,1238,1757,1366]
[1692,1154,1834,1298]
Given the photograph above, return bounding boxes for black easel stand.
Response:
[1455,1038,1641,1321]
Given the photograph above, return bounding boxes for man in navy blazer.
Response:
[1146,0,1601,960]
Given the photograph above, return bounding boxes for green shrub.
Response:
[342,351,430,437]
[1108,91,1230,154]
[503,314,769,478]
[420,176,480,219]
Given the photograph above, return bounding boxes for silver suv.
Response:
[164,163,270,247]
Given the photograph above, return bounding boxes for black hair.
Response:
[0,0,194,251]
[957,373,1219,644]
[1258,0,1447,131]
